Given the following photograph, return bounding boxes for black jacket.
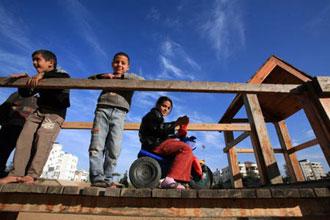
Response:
[18,70,70,118]
[0,92,37,127]
[139,108,176,151]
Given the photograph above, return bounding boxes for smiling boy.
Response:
[88,52,143,187]
[0,49,70,184]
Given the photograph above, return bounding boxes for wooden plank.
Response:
[301,87,330,165]
[314,76,330,95]
[236,148,283,154]
[219,57,278,124]
[288,138,318,154]
[243,94,283,185]
[0,77,300,94]
[1,192,330,217]
[271,188,300,198]
[273,57,312,82]
[152,189,181,198]
[223,131,250,152]
[229,118,249,123]
[62,122,251,131]
[121,188,151,198]
[274,120,304,182]
[224,131,243,188]
[320,98,330,119]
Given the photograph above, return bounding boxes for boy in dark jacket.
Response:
[0,49,70,184]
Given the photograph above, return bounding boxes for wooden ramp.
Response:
[1,181,330,219]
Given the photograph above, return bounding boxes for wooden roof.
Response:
[219,55,313,123]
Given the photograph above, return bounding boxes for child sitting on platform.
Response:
[139,96,193,189]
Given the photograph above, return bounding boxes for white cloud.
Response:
[58,0,107,59]
[158,39,200,80]
[200,0,245,59]
[0,3,33,51]
[133,91,170,110]
[160,56,185,78]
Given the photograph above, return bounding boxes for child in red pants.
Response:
[139,96,192,189]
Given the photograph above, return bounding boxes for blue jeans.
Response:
[89,107,126,184]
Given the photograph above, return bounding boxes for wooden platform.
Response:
[1,181,330,219]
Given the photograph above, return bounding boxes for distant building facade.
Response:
[299,159,326,181]
[74,170,89,182]
[220,161,260,184]
[41,143,78,181]
[212,168,221,185]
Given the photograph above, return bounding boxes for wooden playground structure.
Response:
[0,55,329,219]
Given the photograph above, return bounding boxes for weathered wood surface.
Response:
[223,131,250,152]
[236,148,283,154]
[314,76,330,95]
[1,184,330,218]
[275,120,304,182]
[243,94,283,185]
[301,88,330,165]
[62,122,251,131]
[224,131,243,188]
[0,77,300,94]
[288,138,319,154]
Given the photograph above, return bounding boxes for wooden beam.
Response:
[2,191,330,218]
[274,121,304,182]
[223,131,250,153]
[62,122,251,131]
[0,77,300,94]
[243,94,283,185]
[229,118,249,123]
[236,148,283,154]
[314,76,330,96]
[288,138,318,154]
[236,148,254,153]
[224,131,243,188]
[301,82,330,165]
[218,95,243,123]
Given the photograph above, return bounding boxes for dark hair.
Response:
[32,49,57,68]
[155,96,173,113]
[113,52,130,64]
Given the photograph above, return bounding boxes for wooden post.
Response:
[301,81,330,165]
[224,131,243,188]
[243,94,283,185]
[274,120,304,182]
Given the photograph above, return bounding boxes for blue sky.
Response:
[0,0,329,176]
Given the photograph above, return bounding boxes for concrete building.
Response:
[212,168,222,185]
[299,159,326,181]
[41,143,78,181]
[74,170,89,182]
[221,161,260,183]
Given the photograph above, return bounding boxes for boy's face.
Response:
[32,53,55,73]
[112,55,129,75]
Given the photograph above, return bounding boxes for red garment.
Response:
[153,138,193,182]
[192,156,203,178]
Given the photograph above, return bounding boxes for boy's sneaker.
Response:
[91,180,108,188]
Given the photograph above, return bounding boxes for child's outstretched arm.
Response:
[10,73,29,78]
[26,72,44,88]
[175,115,189,126]
[88,73,122,79]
